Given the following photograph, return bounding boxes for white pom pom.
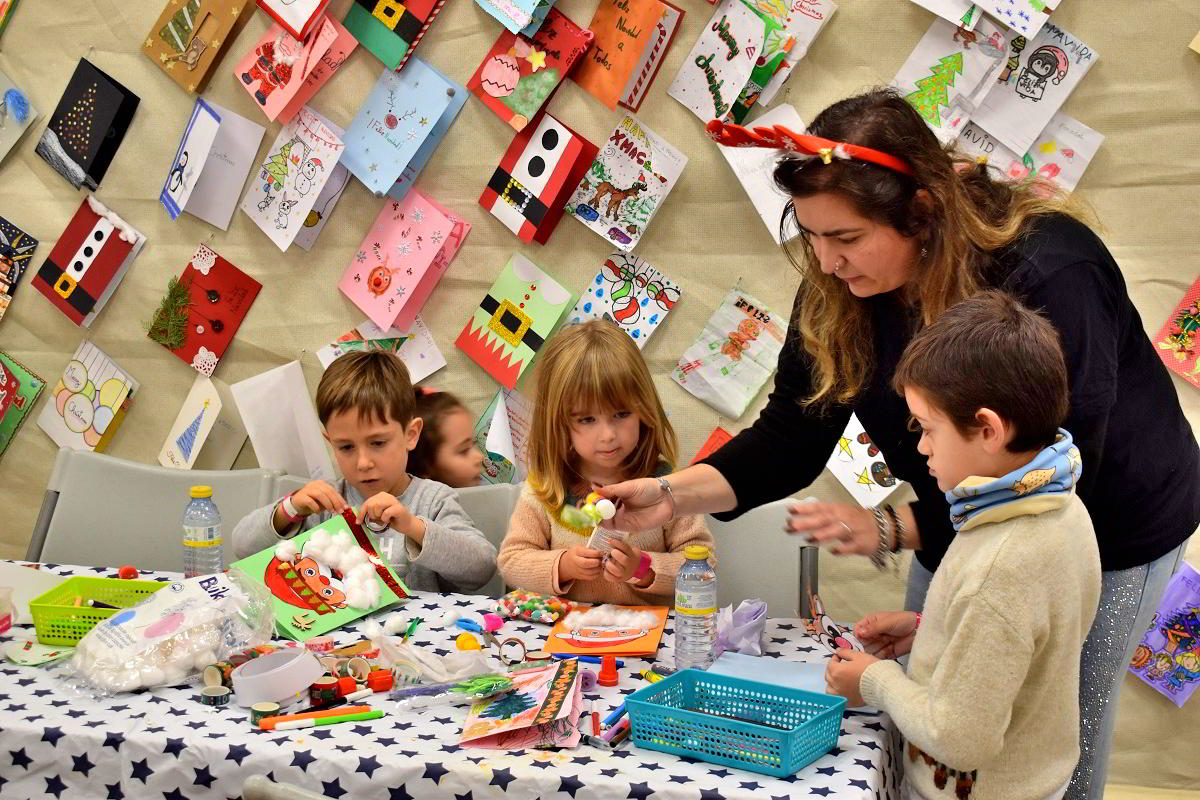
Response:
[595,498,616,520]
[275,540,299,562]
[362,620,384,640]
[383,614,407,636]
[110,669,141,693]
[163,664,189,687]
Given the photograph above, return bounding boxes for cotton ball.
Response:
[275,540,299,562]
[362,619,384,640]
[109,668,142,693]
[309,529,332,548]
[193,649,218,670]
[139,665,166,687]
[163,663,189,687]
[331,530,355,552]
[383,614,407,636]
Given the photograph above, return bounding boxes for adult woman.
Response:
[602,90,1199,799]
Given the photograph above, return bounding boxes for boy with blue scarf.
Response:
[825,291,1101,800]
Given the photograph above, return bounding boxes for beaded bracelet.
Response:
[869,506,891,571]
[882,504,906,554]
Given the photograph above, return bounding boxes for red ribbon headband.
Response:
[705,120,915,178]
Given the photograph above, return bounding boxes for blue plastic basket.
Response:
[625,668,846,777]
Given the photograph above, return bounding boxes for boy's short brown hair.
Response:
[316,351,416,427]
[893,290,1068,452]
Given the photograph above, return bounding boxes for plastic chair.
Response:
[243,775,332,800]
[27,447,279,571]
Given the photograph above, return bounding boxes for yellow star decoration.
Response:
[145,37,154,48]
[525,48,547,71]
[188,84,196,92]
[233,5,240,15]
[836,436,852,459]
[165,62,176,71]
[856,468,872,486]
[212,38,221,48]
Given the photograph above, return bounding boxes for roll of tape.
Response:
[202,664,225,688]
[200,686,230,706]
[250,701,280,723]
[231,649,325,708]
[346,657,371,682]
[310,676,339,704]
[305,636,335,653]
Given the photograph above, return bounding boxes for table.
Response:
[1,563,901,799]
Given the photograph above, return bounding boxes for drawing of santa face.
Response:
[295,556,348,608]
[555,625,648,649]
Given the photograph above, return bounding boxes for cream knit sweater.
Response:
[860,494,1101,800]
[497,484,714,606]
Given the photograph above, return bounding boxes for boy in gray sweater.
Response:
[231,351,496,594]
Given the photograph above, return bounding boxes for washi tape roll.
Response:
[346,657,371,682]
[200,686,230,706]
[202,664,225,688]
[580,669,598,692]
[310,676,338,704]
[250,702,280,724]
[305,636,335,653]
[319,656,340,674]
[366,669,394,692]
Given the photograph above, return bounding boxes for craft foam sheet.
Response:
[893,16,1008,144]
[177,101,266,230]
[825,413,902,506]
[239,106,344,251]
[31,196,146,328]
[468,7,592,130]
[0,351,44,459]
[257,0,331,40]
[142,0,254,94]
[474,387,533,484]
[234,18,338,121]
[668,0,761,123]
[619,0,684,112]
[565,114,686,252]
[1153,276,1200,391]
[480,112,596,245]
[755,0,836,108]
[0,69,38,165]
[338,191,469,331]
[35,58,139,191]
[956,111,1104,192]
[342,60,459,197]
[36,341,138,453]
[970,22,1097,155]
[671,285,785,418]
[572,0,660,110]
[158,374,247,470]
[455,254,571,389]
[715,103,803,245]
[344,0,446,70]
[566,253,679,347]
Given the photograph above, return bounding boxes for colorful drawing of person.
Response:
[1015,45,1069,102]
[241,33,298,106]
[1146,651,1174,682]
[1166,651,1200,692]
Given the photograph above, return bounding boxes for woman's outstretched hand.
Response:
[787,500,878,556]
[596,477,673,530]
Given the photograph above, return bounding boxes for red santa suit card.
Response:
[32,196,146,328]
[479,112,595,245]
[148,245,262,377]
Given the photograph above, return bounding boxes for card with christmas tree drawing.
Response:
[667,0,761,123]
[0,350,45,459]
[1153,277,1200,391]
[240,106,344,250]
[468,7,592,131]
[35,58,139,191]
[566,253,680,348]
[892,16,1008,145]
[467,666,584,749]
[233,18,338,121]
[460,660,579,744]
[0,69,39,166]
[455,254,572,389]
[565,114,687,252]
[147,245,262,377]
[142,0,255,94]
[158,373,247,470]
[37,341,138,453]
[343,0,446,71]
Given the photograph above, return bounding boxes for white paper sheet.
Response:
[186,101,266,231]
[824,413,903,507]
[230,361,335,481]
[716,104,804,244]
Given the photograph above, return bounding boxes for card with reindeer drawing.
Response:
[338,192,470,332]
[341,60,461,197]
[565,114,686,252]
[239,106,344,251]
[233,17,338,122]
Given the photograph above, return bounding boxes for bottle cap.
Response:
[683,545,710,560]
[190,485,213,499]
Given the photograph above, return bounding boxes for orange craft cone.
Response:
[597,655,619,687]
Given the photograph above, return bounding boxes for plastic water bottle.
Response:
[182,485,223,578]
[674,545,717,671]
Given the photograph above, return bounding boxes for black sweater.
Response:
[704,214,1200,572]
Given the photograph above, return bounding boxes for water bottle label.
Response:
[675,587,716,616]
[183,525,222,547]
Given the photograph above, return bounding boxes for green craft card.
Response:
[0,351,45,458]
[344,3,411,70]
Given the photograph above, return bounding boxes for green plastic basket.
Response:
[30,576,166,645]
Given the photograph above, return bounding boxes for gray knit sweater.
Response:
[231,476,497,594]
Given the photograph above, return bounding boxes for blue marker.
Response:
[601,702,627,727]
[550,654,625,667]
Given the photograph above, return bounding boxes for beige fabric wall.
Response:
[0,0,1197,790]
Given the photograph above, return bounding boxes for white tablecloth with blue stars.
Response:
[1,563,901,800]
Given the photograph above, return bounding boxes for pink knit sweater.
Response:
[497,485,714,606]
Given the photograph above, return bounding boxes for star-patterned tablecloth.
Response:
[1,563,901,800]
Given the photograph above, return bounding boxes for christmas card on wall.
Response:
[160,98,222,220]
[159,373,247,470]
[724,0,799,123]
[343,0,446,70]
[468,7,592,131]
[0,216,38,306]
[714,103,803,245]
[572,0,658,110]
[474,0,544,35]
[480,112,596,245]
[690,426,732,464]
[316,316,445,383]
[825,413,902,506]
[31,196,146,328]
[565,253,680,348]
[37,340,138,453]
[175,100,266,230]
[0,350,44,459]
[256,0,331,39]
[35,59,139,190]
[142,0,255,94]
[755,0,836,107]
[147,245,262,377]
[667,0,761,123]
[0,69,39,166]
[970,22,1097,155]
[908,0,979,30]
[974,0,1059,38]
[618,0,684,112]
[342,60,461,197]
[1152,276,1200,391]
[672,285,785,418]
[475,387,533,484]
[277,16,357,122]
[290,109,349,251]
[230,360,335,480]
[957,111,1104,192]
[893,16,1008,144]
[234,18,338,121]
[385,62,467,203]
[338,191,470,331]
[455,253,572,389]
[565,114,686,252]
[239,106,344,251]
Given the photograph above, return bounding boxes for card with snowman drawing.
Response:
[239,106,344,251]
